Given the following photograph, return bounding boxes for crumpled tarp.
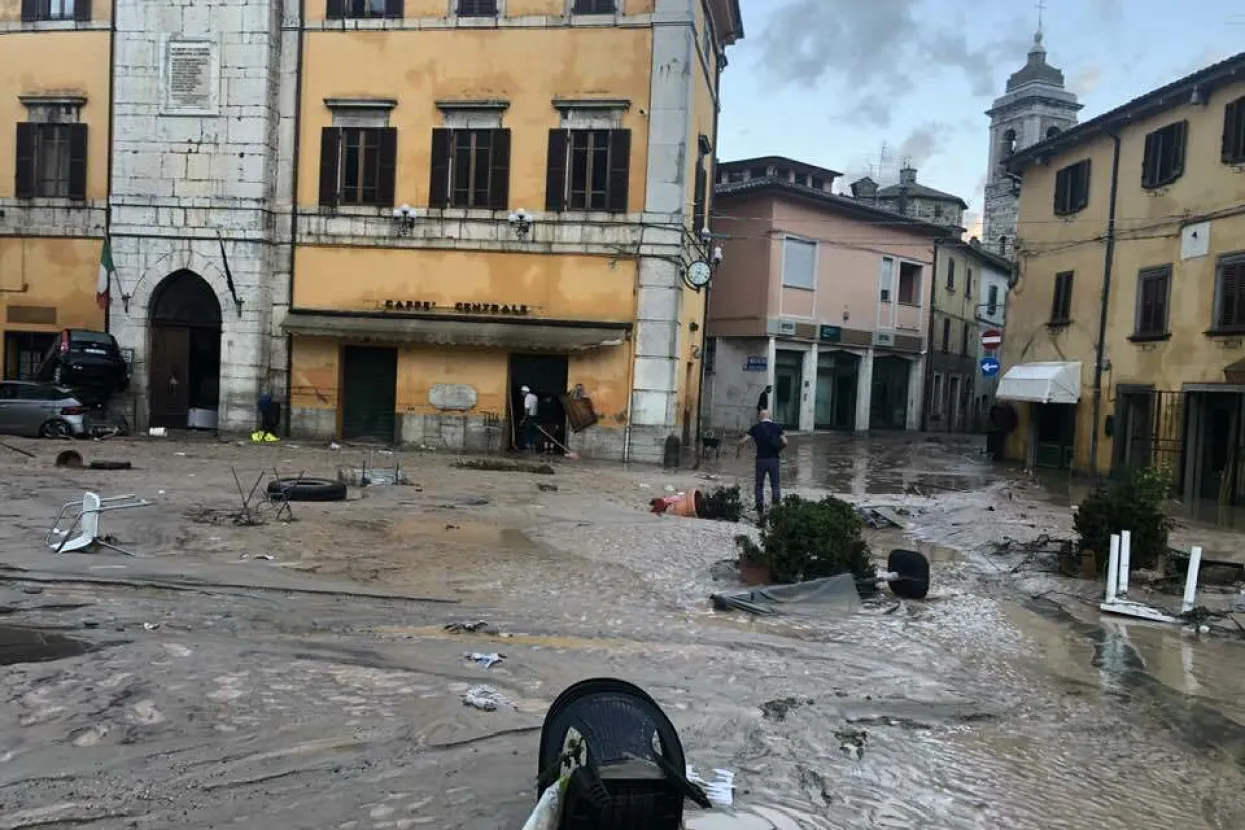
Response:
[710,573,861,616]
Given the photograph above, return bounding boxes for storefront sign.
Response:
[429,383,478,411]
[818,325,842,343]
[744,356,768,372]
[380,300,531,315]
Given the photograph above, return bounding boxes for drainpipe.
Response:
[1088,132,1122,477]
[920,236,942,432]
[282,0,306,437]
[692,56,724,470]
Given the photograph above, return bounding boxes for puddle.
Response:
[0,624,91,666]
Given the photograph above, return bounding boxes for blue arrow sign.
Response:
[981,356,1001,377]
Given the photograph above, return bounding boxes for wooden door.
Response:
[149,325,190,428]
[341,346,398,441]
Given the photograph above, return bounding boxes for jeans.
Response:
[521,417,538,451]
[754,456,781,513]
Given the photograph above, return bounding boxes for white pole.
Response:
[1118,530,1132,597]
[1181,546,1203,614]
[1105,533,1120,603]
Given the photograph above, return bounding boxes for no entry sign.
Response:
[981,328,1003,350]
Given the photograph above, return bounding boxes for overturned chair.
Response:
[45,491,153,556]
[530,678,710,830]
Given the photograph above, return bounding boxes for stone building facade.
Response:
[856,167,968,232]
[982,32,1081,261]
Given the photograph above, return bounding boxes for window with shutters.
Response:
[960,322,969,356]
[1213,253,1245,332]
[945,257,955,291]
[21,0,90,21]
[325,0,403,18]
[1223,96,1245,165]
[427,128,510,210]
[940,318,951,353]
[545,129,630,213]
[572,0,616,13]
[457,0,498,15]
[965,267,972,300]
[15,122,88,200]
[1141,120,1187,189]
[987,284,999,316]
[1050,271,1074,325]
[1053,159,1090,215]
[1133,265,1171,339]
[318,127,397,208]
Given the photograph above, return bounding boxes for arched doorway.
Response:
[148,270,222,429]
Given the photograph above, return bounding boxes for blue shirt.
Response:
[748,420,784,459]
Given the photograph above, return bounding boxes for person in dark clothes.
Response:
[738,409,786,518]
[756,385,772,418]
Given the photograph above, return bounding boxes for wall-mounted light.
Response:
[508,208,534,240]
[392,203,416,233]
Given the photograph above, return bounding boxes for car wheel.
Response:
[266,477,348,502]
[39,420,73,439]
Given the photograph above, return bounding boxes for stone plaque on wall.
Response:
[429,384,478,412]
[163,40,218,116]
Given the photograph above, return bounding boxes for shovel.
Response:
[535,425,579,460]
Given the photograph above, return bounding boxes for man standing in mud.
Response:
[738,409,786,518]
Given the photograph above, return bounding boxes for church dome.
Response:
[1006,32,1066,91]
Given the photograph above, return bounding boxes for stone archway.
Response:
[147,270,222,429]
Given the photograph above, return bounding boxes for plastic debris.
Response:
[445,620,494,634]
[462,685,510,711]
[466,651,505,669]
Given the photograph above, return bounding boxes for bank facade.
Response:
[3,0,744,461]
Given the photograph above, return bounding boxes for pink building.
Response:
[706,157,952,433]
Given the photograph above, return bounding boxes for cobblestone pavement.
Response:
[0,433,1242,829]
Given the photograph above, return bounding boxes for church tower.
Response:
[983,29,1082,260]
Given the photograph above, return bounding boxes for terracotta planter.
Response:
[738,556,771,586]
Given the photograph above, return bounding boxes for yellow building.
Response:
[0,0,110,380]
[284,0,744,460]
[998,52,1245,504]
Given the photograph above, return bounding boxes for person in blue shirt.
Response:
[738,410,787,518]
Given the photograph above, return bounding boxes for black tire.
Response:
[39,419,73,439]
[266,477,347,502]
[888,549,931,600]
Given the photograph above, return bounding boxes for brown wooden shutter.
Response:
[427,128,451,208]
[1077,159,1091,211]
[385,0,403,18]
[67,123,88,200]
[20,0,36,22]
[606,129,631,213]
[74,0,92,21]
[1171,121,1188,179]
[325,0,345,19]
[692,160,706,233]
[545,129,568,212]
[1223,262,1244,328]
[14,124,36,199]
[1141,132,1156,186]
[1225,100,1239,162]
[488,128,511,210]
[376,127,398,207]
[318,127,341,207]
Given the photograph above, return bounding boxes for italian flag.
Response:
[97,237,114,311]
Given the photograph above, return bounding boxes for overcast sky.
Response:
[717,0,1243,234]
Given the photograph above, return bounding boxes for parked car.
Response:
[0,381,90,438]
[36,329,129,407]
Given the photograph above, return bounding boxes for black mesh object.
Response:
[537,678,697,830]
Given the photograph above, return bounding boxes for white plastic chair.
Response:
[46,491,152,556]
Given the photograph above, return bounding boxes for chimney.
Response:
[850,176,878,202]
[899,166,917,186]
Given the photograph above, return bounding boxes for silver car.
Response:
[0,381,89,438]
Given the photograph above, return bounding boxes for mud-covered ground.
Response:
[0,433,1243,830]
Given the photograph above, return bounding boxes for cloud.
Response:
[757,0,1031,126]
[898,122,950,169]
[1069,65,1103,97]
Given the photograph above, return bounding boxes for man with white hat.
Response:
[519,385,539,451]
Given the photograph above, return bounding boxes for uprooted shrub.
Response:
[698,485,743,522]
[735,495,876,584]
[1074,467,1172,571]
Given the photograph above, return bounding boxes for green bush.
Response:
[1074,467,1172,570]
[735,495,876,584]
[698,485,743,522]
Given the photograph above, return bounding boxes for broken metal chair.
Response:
[45,491,153,556]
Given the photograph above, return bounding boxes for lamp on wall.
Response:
[392,204,416,233]
[508,209,534,240]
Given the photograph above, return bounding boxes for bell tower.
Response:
[983,18,1081,260]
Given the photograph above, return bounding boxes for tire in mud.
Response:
[887,549,931,600]
[266,477,347,502]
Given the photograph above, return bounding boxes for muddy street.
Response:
[0,434,1243,829]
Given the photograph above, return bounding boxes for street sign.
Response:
[981,328,1003,350]
[981,356,1001,377]
[744,356,768,372]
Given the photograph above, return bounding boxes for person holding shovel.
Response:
[738,409,786,519]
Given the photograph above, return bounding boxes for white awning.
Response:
[996,361,1082,404]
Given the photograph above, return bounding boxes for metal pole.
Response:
[1089,133,1122,476]
[920,237,941,432]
